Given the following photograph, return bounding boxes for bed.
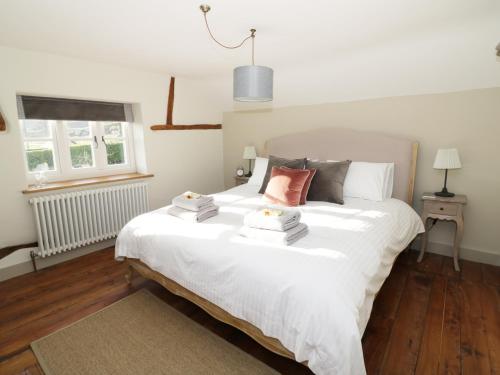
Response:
[115,128,424,374]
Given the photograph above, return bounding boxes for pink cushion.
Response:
[300,168,317,205]
[281,166,317,205]
[264,167,311,207]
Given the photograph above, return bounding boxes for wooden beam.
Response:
[151,76,222,131]
[0,111,6,131]
[150,124,221,130]
[166,77,175,125]
[0,242,38,261]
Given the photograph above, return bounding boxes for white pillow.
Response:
[343,162,394,201]
[383,163,394,200]
[247,157,269,186]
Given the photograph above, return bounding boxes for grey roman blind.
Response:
[17,95,134,122]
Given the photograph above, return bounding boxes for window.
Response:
[103,122,128,166]
[65,121,96,169]
[22,120,58,173]
[21,120,135,183]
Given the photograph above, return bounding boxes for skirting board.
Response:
[410,238,499,266]
[0,239,115,282]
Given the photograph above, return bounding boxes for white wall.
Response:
[0,46,224,271]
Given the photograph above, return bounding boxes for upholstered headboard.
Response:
[264,128,418,204]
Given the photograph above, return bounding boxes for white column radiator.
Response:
[29,182,149,258]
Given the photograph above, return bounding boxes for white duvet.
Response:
[116,184,424,374]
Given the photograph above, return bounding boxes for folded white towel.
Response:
[172,191,214,212]
[239,223,308,246]
[244,208,301,232]
[167,204,219,223]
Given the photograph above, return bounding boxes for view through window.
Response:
[21,120,133,182]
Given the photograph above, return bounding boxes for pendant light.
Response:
[200,4,273,102]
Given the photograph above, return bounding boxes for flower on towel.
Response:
[184,191,201,200]
[262,208,283,217]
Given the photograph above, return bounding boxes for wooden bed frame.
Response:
[125,128,419,363]
[125,258,296,360]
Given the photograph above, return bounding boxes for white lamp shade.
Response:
[242,146,257,160]
[433,148,462,169]
[233,65,273,102]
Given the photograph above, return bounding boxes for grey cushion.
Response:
[305,160,352,204]
[258,155,306,194]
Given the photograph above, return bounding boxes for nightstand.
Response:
[234,176,250,186]
[418,193,467,271]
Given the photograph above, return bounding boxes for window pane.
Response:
[22,120,51,138]
[66,121,90,138]
[70,141,95,168]
[25,141,55,171]
[103,122,123,137]
[105,140,125,165]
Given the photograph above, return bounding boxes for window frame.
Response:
[59,120,97,173]
[21,120,61,181]
[100,122,131,170]
[21,120,135,184]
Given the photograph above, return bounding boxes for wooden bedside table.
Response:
[234,176,250,186]
[418,193,467,271]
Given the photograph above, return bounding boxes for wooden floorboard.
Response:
[438,279,461,375]
[460,281,492,374]
[460,260,484,284]
[0,351,42,375]
[0,247,498,375]
[362,265,408,374]
[379,271,433,374]
[440,257,461,281]
[479,284,500,374]
[482,264,500,287]
[414,275,447,375]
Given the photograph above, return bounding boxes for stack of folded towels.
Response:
[239,207,308,246]
[167,191,219,223]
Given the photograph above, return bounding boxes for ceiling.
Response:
[0,0,498,79]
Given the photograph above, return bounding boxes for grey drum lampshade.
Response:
[233,65,273,102]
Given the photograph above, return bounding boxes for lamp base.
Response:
[245,159,253,178]
[435,170,455,197]
[435,188,455,198]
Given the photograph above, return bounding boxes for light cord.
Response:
[202,11,256,65]
[252,33,255,65]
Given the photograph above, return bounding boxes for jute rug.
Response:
[31,290,279,375]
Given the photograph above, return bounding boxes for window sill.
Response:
[22,172,154,194]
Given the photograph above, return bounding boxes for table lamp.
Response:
[433,148,461,197]
[242,146,257,177]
